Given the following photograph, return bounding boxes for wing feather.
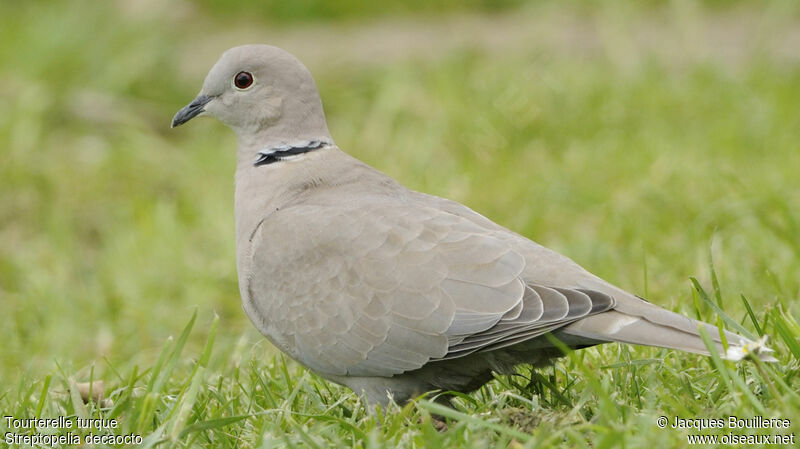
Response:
[244,198,616,377]
[441,284,614,359]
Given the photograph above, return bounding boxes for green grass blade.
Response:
[169,366,205,442]
[739,294,763,337]
[34,375,51,419]
[153,309,197,394]
[199,313,219,368]
[296,413,368,441]
[697,326,765,414]
[68,377,88,420]
[177,415,250,439]
[690,277,756,340]
[138,422,168,449]
[772,310,800,362]
[419,400,532,442]
[145,335,174,394]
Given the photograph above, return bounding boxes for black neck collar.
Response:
[254,139,332,166]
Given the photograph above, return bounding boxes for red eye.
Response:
[234,71,253,89]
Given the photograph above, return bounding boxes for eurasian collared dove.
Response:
[172,44,774,408]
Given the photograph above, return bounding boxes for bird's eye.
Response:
[234,71,254,90]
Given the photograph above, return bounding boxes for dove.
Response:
[172,44,774,408]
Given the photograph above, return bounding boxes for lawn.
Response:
[1,1,799,447]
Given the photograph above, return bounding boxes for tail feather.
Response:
[562,293,776,362]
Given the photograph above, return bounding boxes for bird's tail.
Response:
[561,287,776,362]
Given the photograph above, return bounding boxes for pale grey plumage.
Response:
[172,44,775,408]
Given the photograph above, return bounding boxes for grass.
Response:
[1,0,799,447]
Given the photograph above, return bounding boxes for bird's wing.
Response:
[243,199,614,377]
[412,191,775,362]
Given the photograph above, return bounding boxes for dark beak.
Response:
[171,95,212,128]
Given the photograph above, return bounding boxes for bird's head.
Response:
[172,44,331,147]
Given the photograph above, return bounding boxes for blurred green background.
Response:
[1,0,799,426]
